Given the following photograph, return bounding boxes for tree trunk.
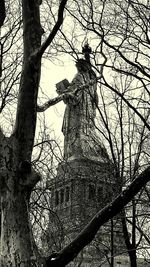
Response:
[129,250,137,267]
[110,219,114,267]
[121,210,137,267]
[0,1,44,263]
[1,184,34,266]
[0,136,42,266]
[130,199,137,267]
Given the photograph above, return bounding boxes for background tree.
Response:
[95,73,150,267]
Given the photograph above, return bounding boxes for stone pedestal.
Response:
[50,158,115,219]
[45,158,125,266]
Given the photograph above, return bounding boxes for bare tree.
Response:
[0,0,68,266]
[92,72,150,267]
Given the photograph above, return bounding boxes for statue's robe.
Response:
[62,70,108,161]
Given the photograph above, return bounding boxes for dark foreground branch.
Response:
[37,79,97,112]
[0,0,5,27]
[46,166,150,267]
[37,0,68,57]
[37,95,64,112]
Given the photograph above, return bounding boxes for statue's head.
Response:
[75,58,91,73]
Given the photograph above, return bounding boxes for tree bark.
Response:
[14,0,43,162]
[110,219,114,267]
[129,251,137,267]
[0,135,41,266]
[0,0,43,265]
[1,187,34,266]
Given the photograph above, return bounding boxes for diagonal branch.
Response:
[37,79,97,112]
[37,0,68,58]
[46,166,150,267]
[37,95,64,112]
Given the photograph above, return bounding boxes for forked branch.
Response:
[37,0,68,58]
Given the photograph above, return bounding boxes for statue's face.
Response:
[76,64,84,72]
[76,62,89,73]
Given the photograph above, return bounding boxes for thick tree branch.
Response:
[37,79,97,112]
[14,0,68,162]
[37,95,64,112]
[14,0,43,162]
[0,0,5,27]
[46,166,150,267]
[37,0,68,58]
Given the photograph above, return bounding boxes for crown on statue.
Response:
[82,42,92,55]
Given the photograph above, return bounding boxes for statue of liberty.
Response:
[56,44,108,161]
